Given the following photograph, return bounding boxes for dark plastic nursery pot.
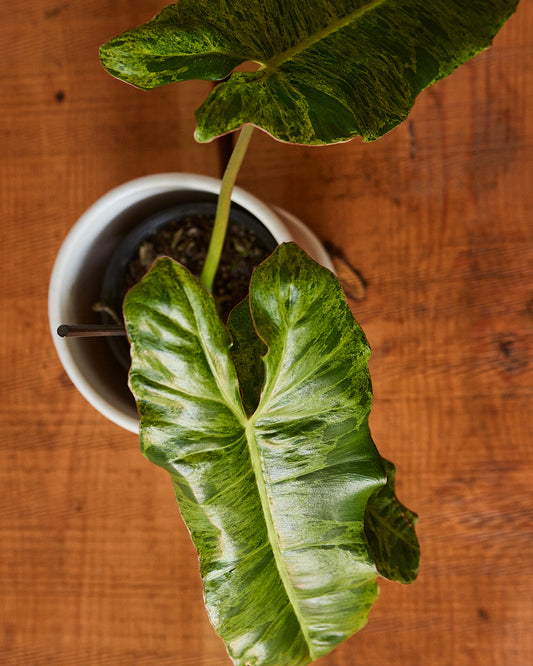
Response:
[100,199,279,370]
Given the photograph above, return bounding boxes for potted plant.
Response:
[48,173,333,432]
[57,1,519,664]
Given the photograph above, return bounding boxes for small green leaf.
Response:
[227,297,266,417]
[364,458,420,584]
[101,0,519,143]
[124,244,410,665]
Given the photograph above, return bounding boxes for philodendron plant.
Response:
[100,1,518,664]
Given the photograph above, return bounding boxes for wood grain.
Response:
[1,2,531,665]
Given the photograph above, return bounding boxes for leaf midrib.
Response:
[180,267,314,653]
[260,0,388,74]
[244,293,316,659]
[245,418,315,661]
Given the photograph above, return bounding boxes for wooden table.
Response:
[2,2,531,664]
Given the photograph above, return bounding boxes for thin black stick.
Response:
[57,324,126,338]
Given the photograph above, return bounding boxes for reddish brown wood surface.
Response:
[1,2,532,665]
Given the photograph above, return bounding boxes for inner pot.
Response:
[100,200,277,370]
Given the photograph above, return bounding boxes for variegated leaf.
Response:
[124,245,415,665]
[100,0,518,143]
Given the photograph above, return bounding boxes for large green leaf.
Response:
[100,0,518,144]
[124,244,418,665]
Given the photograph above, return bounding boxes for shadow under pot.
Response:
[100,201,278,371]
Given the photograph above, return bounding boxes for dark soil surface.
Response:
[122,213,274,321]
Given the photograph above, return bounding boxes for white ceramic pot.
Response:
[49,173,333,433]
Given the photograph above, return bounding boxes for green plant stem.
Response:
[200,124,255,293]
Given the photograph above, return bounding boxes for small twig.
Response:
[92,302,122,325]
[57,324,127,338]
